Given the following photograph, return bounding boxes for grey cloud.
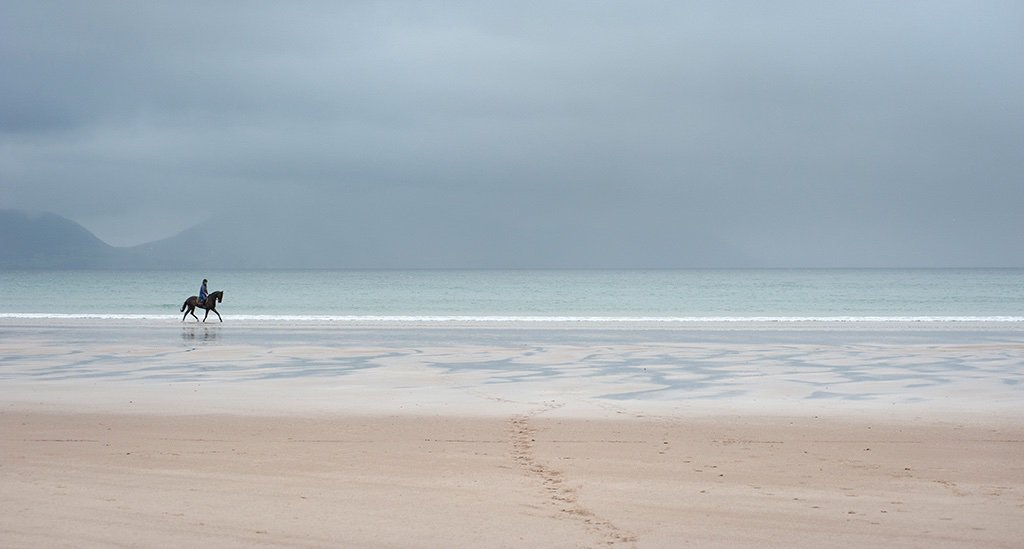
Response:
[1,1,1021,265]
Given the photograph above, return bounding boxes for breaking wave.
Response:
[2,313,1023,323]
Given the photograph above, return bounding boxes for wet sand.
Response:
[1,318,1022,417]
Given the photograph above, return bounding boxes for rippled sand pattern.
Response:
[1,319,1021,416]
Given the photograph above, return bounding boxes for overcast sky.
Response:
[2,1,1022,267]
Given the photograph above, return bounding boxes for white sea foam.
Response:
[1,313,179,320]
[2,313,1023,323]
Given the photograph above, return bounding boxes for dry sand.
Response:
[2,409,1022,548]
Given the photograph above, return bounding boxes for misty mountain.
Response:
[0,210,238,269]
[0,210,130,269]
[129,215,328,270]
[133,207,750,269]
[1,209,748,269]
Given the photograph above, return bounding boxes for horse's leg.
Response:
[190,306,200,322]
[203,308,210,322]
[212,308,222,322]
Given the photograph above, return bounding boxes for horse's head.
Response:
[215,290,224,303]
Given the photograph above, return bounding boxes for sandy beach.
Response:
[3,411,1022,548]
[5,0,1024,543]
[1,319,1022,547]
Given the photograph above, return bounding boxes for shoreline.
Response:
[4,314,1024,328]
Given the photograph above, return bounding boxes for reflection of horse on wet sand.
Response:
[181,290,224,322]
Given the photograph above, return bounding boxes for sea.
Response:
[1,269,1021,322]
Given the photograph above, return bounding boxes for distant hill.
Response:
[0,210,130,269]
[128,219,282,269]
[0,209,379,269]
[1,208,750,269]
[0,209,221,269]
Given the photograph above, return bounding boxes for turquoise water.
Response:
[1,269,1022,321]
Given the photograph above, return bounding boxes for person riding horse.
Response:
[199,279,209,306]
[182,287,224,322]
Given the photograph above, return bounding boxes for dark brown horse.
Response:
[181,290,224,322]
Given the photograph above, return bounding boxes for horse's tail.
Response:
[181,299,189,312]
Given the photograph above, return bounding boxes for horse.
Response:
[181,290,224,322]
